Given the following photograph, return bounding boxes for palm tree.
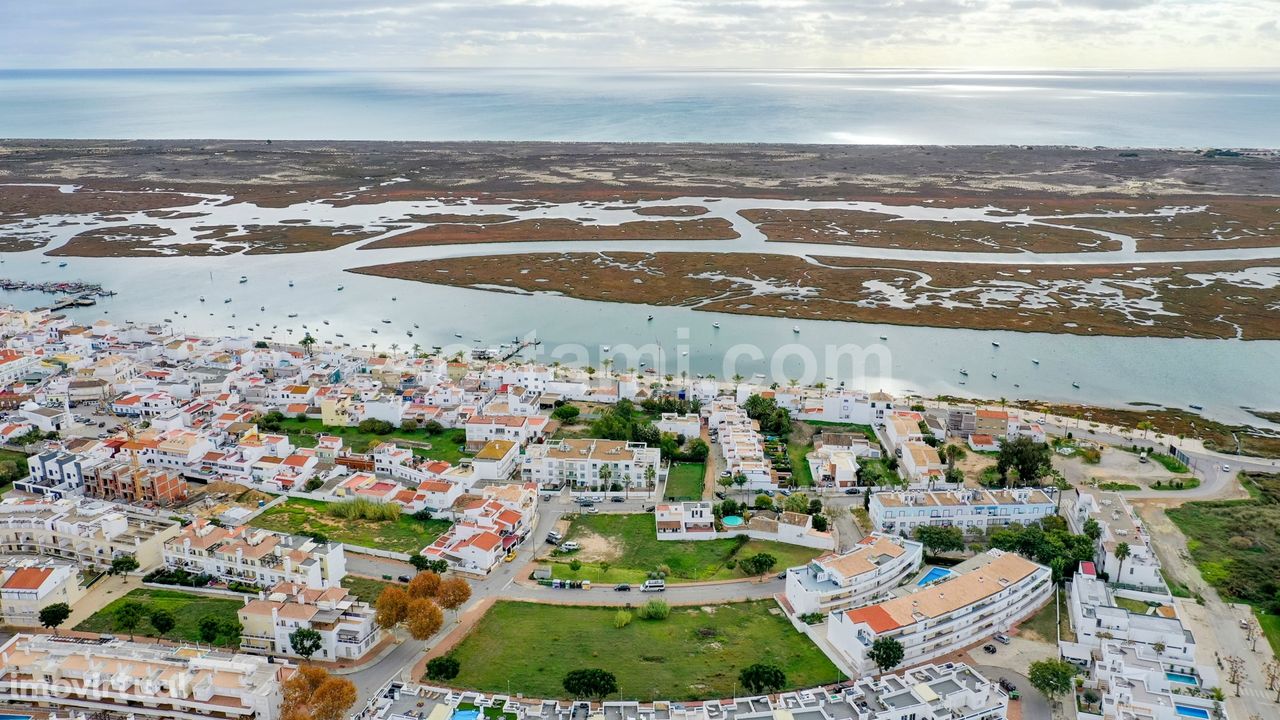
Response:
[390,342,400,357]
[1115,542,1131,582]
[645,465,657,498]
[602,358,613,378]
[598,464,613,493]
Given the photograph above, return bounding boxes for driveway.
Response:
[972,664,1052,720]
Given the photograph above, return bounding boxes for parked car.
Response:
[714,491,726,500]
[762,489,775,497]
[643,505,656,512]
[776,570,787,580]
[561,541,580,552]
[610,496,625,503]
[542,494,553,502]
[1222,464,1232,472]
[994,633,1011,645]
[640,579,666,592]
[587,506,599,514]
[844,487,859,495]
[614,583,632,592]
[982,644,997,654]
[998,678,1016,693]
[779,488,792,496]
[397,575,411,583]
[504,551,517,562]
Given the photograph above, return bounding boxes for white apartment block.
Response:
[870,488,1057,535]
[1089,640,1224,720]
[0,558,86,626]
[899,441,945,487]
[1065,570,1197,666]
[0,497,179,571]
[465,414,546,450]
[523,438,665,493]
[0,349,37,386]
[837,662,1009,720]
[21,446,111,498]
[828,550,1052,674]
[885,412,925,451]
[1068,489,1163,589]
[0,633,292,720]
[655,412,701,439]
[164,520,346,589]
[655,501,716,539]
[238,581,382,662]
[708,400,775,489]
[784,533,924,617]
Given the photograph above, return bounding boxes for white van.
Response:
[641,579,666,592]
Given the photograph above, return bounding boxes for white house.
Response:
[238,581,382,662]
[870,487,1058,535]
[163,520,346,589]
[655,412,701,439]
[655,501,716,539]
[523,438,664,494]
[1068,489,1163,589]
[827,549,1053,674]
[899,441,945,487]
[784,533,924,617]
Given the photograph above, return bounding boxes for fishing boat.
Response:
[371,329,379,334]
[713,322,720,329]
[991,341,1000,347]
[287,313,298,318]
[58,262,68,268]
[223,298,231,303]
[239,276,248,283]
[1190,404,1203,410]
[336,285,344,291]
[406,331,413,337]
[1072,382,1081,389]
[323,320,329,325]
[260,306,265,311]
[288,280,294,287]
[647,314,654,321]
[792,326,800,333]
[199,296,205,302]
[1031,359,1040,365]
[959,369,969,376]
[381,319,391,324]
[413,323,419,329]
[991,372,998,378]
[879,335,887,341]
[454,332,462,338]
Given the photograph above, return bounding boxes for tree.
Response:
[1224,655,1246,697]
[290,627,324,661]
[401,419,418,431]
[375,586,410,629]
[39,603,71,633]
[995,436,1053,487]
[283,665,358,720]
[754,494,775,510]
[1083,518,1102,546]
[109,555,140,576]
[149,608,176,639]
[1115,541,1131,581]
[867,636,904,673]
[914,525,965,555]
[408,554,431,571]
[300,333,316,356]
[407,571,442,599]
[426,655,461,681]
[783,493,810,514]
[1027,659,1077,703]
[562,668,618,699]
[114,601,146,640]
[405,598,445,640]
[552,405,581,422]
[198,616,223,644]
[739,663,787,694]
[436,576,472,612]
[739,552,777,581]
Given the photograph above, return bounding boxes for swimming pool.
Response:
[452,710,481,720]
[723,515,744,527]
[1166,671,1198,685]
[1174,705,1210,719]
[917,567,953,585]
[0,715,33,720]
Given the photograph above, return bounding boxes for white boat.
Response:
[602,345,610,352]
[323,320,330,325]
[878,335,887,341]
[1190,404,1204,410]
[713,322,720,328]
[1031,359,1040,364]
[647,314,654,321]
[792,326,800,333]
[337,285,344,291]
[959,369,969,376]
[239,276,248,283]
[454,332,463,338]
[991,341,1000,347]
[1072,382,1081,389]
[223,298,231,303]
[288,280,294,287]
[58,262,68,268]
[681,351,689,356]
[991,372,998,378]
[413,323,419,329]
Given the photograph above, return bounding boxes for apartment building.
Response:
[87,460,189,506]
[655,501,716,539]
[522,438,664,493]
[1089,640,1222,720]
[946,406,978,437]
[0,558,86,626]
[828,550,1052,674]
[0,349,37,386]
[1068,489,1163,589]
[708,400,775,489]
[421,483,536,574]
[238,581,381,662]
[655,412,701,439]
[899,441,945,487]
[20,447,110,498]
[870,488,1057,535]
[784,533,924,617]
[838,662,1009,720]
[163,520,346,589]
[0,497,179,571]
[1065,569,1197,666]
[464,414,546,450]
[974,410,1009,439]
[885,412,925,451]
[0,633,292,720]
[471,438,520,481]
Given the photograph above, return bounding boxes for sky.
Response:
[2,0,1277,69]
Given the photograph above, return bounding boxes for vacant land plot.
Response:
[278,417,468,462]
[74,588,242,646]
[250,497,451,553]
[342,575,393,603]
[664,462,705,500]
[544,513,821,583]
[447,601,839,700]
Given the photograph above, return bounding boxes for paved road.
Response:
[972,665,1052,720]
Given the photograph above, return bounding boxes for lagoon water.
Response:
[1,68,1279,147]
[1,68,1278,424]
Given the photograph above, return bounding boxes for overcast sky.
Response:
[3,0,1277,69]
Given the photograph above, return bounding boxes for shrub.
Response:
[613,610,632,629]
[637,599,670,620]
[1228,536,1253,550]
[798,612,825,625]
[327,498,401,521]
[569,559,583,572]
[303,477,324,492]
[426,655,460,681]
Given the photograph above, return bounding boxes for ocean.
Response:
[1,67,1278,147]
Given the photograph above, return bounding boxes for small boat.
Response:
[1072,382,1081,389]
[199,296,205,302]
[391,297,397,301]
[163,318,172,323]
[991,372,998,378]
[406,331,413,337]
[413,323,419,329]
[1031,359,1040,365]
[287,313,298,318]
[323,320,330,325]
[602,345,611,352]
[454,332,463,338]
[647,314,654,321]
[239,276,248,283]
[40,261,49,265]
[59,262,68,268]
[288,280,294,287]
[754,372,765,378]
[959,369,969,376]
[223,298,231,304]
[1190,404,1204,410]
[336,333,344,338]
[473,338,482,342]
[336,285,344,291]
[681,351,689,356]
[879,335,887,341]
[713,322,721,329]
[381,319,391,324]
[371,329,379,334]
[792,326,800,333]
[991,341,1000,347]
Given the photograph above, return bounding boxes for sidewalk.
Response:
[65,574,143,628]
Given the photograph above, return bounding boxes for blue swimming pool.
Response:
[1166,671,1198,685]
[918,567,953,585]
[723,515,744,527]
[1174,705,1210,719]
[0,715,33,720]
[453,710,481,720]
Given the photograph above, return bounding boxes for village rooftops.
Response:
[874,487,1052,508]
[475,438,516,460]
[813,534,910,580]
[541,438,650,461]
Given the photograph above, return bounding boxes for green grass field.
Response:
[250,497,451,553]
[342,575,393,603]
[278,417,468,463]
[788,442,815,487]
[446,601,839,700]
[664,462,705,500]
[1150,453,1191,474]
[544,513,822,584]
[74,588,242,646]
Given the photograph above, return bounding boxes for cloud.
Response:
[0,0,1273,68]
